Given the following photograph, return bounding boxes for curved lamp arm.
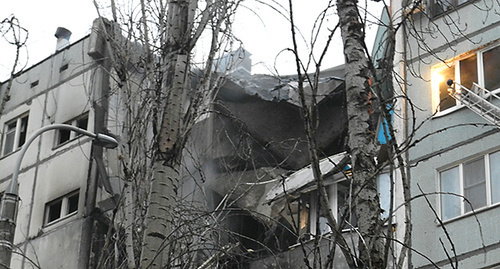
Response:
[5,124,118,196]
[0,124,117,268]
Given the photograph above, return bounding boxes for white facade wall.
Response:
[0,30,110,268]
[399,1,500,268]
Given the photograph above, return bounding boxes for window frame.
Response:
[44,190,80,226]
[429,0,475,17]
[295,172,393,238]
[1,113,29,157]
[439,150,500,221]
[432,43,500,116]
[54,112,89,148]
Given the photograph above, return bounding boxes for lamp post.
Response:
[0,124,118,268]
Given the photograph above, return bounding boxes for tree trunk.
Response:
[140,0,193,267]
[336,0,386,268]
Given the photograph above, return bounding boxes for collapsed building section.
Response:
[180,68,350,261]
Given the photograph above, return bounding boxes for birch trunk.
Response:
[336,0,386,267]
[140,0,193,267]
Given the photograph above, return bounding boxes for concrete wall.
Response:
[401,1,500,268]
[0,32,105,268]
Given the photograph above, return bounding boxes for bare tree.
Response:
[0,16,28,116]
[89,0,253,268]
[85,0,499,268]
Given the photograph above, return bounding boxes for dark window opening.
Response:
[18,116,28,148]
[47,200,63,223]
[30,80,39,88]
[67,193,79,214]
[77,116,88,130]
[59,63,69,72]
[45,190,80,225]
[58,129,71,144]
[56,113,89,146]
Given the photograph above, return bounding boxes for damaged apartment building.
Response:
[3,2,499,268]
[0,14,404,269]
[186,64,402,268]
[0,23,121,268]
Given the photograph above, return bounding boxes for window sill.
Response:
[43,211,78,229]
[430,0,479,19]
[287,223,397,250]
[439,201,500,225]
[433,87,500,119]
[52,136,92,150]
[432,104,465,118]
[0,147,22,161]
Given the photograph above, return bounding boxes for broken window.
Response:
[56,113,89,146]
[2,113,29,156]
[440,150,500,220]
[45,190,79,225]
[282,173,391,242]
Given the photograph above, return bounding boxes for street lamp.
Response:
[0,124,118,268]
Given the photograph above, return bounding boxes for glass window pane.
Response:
[490,151,500,204]
[463,158,486,212]
[318,216,330,235]
[18,116,28,147]
[77,116,88,130]
[58,129,71,144]
[3,131,15,156]
[459,55,477,90]
[483,45,500,91]
[377,173,391,219]
[47,200,62,223]
[3,122,17,155]
[337,181,357,228]
[433,0,455,16]
[67,192,79,214]
[441,167,461,220]
[439,65,456,111]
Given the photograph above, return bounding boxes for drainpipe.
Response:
[79,18,113,269]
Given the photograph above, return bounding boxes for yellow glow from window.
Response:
[432,70,445,84]
[431,69,444,112]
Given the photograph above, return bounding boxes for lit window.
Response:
[433,55,477,112]
[432,43,500,113]
[440,150,500,220]
[2,114,29,156]
[56,113,89,146]
[45,191,79,225]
